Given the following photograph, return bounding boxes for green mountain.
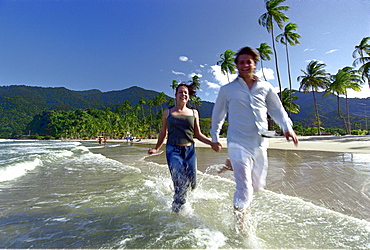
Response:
[291,91,370,130]
[0,84,369,138]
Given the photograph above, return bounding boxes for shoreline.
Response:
[86,135,370,154]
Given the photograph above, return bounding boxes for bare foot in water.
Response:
[234,208,250,237]
[218,158,233,174]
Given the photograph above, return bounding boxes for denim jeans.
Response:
[166,144,197,210]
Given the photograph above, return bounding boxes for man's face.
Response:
[236,54,256,78]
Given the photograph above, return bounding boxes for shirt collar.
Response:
[236,75,261,86]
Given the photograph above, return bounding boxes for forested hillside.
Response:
[0,85,213,138]
[291,91,369,130]
[0,84,369,138]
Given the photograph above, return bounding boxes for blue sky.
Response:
[0,0,369,103]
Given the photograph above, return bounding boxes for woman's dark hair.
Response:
[175,82,197,97]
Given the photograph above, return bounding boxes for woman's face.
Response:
[175,85,189,104]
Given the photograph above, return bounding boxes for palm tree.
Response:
[217,49,236,83]
[190,75,201,90]
[341,67,363,134]
[256,43,273,81]
[190,96,202,109]
[276,22,301,114]
[134,103,141,125]
[138,96,146,119]
[147,100,155,135]
[259,0,290,97]
[297,60,329,135]
[281,88,300,114]
[170,80,179,95]
[122,100,132,114]
[189,75,202,108]
[353,37,370,87]
[323,69,351,133]
[166,98,175,107]
[156,92,167,110]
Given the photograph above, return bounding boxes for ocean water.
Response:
[0,139,369,249]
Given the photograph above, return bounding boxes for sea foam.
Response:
[0,158,43,182]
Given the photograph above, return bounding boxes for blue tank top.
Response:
[167,109,195,145]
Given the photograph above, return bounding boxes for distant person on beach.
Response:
[148,83,222,212]
[210,46,298,232]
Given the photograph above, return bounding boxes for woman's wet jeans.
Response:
[166,144,197,212]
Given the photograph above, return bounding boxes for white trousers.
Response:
[228,142,268,211]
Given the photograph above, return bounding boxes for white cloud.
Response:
[171,70,185,76]
[347,86,370,99]
[325,49,339,54]
[179,56,189,62]
[304,48,315,52]
[189,72,202,78]
[256,68,275,81]
[305,59,325,64]
[205,80,221,89]
[209,64,237,86]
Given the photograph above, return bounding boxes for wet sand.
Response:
[82,135,370,221]
[127,135,370,154]
[129,135,370,221]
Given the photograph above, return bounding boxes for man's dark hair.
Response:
[234,46,260,64]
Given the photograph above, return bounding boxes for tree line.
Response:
[25,76,214,140]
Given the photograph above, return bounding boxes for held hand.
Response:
[148,148,158,154]
[211,142,222,152]
[284,131,299,146]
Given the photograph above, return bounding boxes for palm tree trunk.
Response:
[271,26,283,99]
[285,43,293,117]
[141,104,145,119]
[260,60,267,81]
[346,94,351,134]
[337,95,348,132]
[312,90,321,135]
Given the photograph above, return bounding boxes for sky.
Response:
[0,0,369,103]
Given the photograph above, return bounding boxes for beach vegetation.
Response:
[22,77,210,140]
[1,83,369,139]
[291,124,347,136]
[351,129,368,136]
[1,78,369,140]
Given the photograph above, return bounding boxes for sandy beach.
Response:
[128,135,370,154]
